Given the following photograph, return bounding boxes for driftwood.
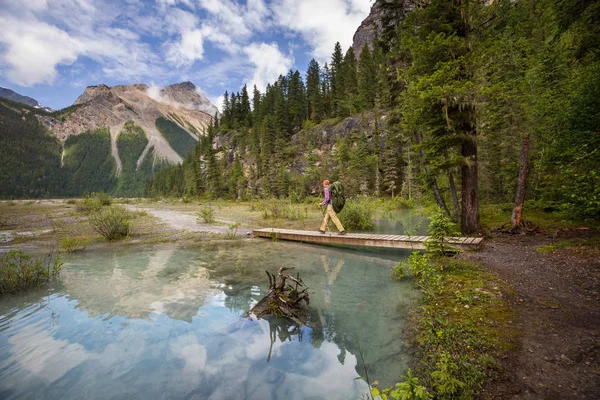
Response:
[250,267,311,326]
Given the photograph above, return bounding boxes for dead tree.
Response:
[250,267,311,326]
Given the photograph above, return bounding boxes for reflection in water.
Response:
[0,241,420,399]
[373,209,429,236]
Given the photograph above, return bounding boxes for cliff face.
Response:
[39,82,216,167]
[351,0,415,58]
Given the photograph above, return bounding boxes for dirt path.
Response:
[463,232,600,399]
[126,205,251,236]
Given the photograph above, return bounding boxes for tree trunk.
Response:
[511,134,530,228]
[445,153,460,221]
[414,131,451,217]
[448,169,460,221]
[461,132,480,234]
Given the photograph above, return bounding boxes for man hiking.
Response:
[319,179,346,235]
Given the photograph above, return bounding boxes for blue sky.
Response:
[0,0,371,110]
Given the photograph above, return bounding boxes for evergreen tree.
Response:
[240,84,252,128]
[358,44,377,110]
[341,47,359,116]
[330,42,345,117]
[306,58,321,122]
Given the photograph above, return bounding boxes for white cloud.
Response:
[243,42,293,92]
[0,1,162,86]
[0,15,80,85]
[165,28,205,66]
[272,0,371,62]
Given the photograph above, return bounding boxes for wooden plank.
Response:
[252,229,483,250]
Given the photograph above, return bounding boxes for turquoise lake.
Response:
[0,237,421,399]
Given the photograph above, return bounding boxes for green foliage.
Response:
[387,369,432,400]
[235,254,247,275]
[76,192,111,214]
[226,222,241,239]
[197,204,215,224]
[59,237,90,253]
[430,352,465,396]
[88,205,132,240]
[0,101,64,198]
[62,128,117,195]
[390,261,407,280]
[76,197,102,214]
[0,250,63,295]
[155,117,197,158]
[113,121,151,197]
[424,209,459,255]
[338,197,374,231]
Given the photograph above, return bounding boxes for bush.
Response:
[197,204,215,223]
[76,197,102,214]
[76,192,111,214]
[88,205,132,240]
[0,250,63,295]
[338,197,375,230]
[424,209,460,255]
[59,237,90,253]
[94,192,112,206]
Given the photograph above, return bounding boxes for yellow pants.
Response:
[320,204,345,232]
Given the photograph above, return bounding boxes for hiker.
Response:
[319,179,346,235]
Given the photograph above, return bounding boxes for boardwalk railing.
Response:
[253,228,483,251]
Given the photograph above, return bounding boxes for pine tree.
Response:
[306,58,321,122]
[358,44,377,110]
[330,42,345,117]
[240,84,252,128]
[341,47,359,116]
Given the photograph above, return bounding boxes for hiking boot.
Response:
[339,230,347,235]
[318,229,326,234]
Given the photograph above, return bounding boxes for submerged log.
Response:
[250,267,311,326]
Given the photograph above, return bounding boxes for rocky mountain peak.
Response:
[159,81,218,116]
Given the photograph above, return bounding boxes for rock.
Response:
[352,0,416,58]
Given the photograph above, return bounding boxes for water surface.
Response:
[0,240,419,399]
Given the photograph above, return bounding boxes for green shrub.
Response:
[0,250,63,295]
[76,197,102,214]
[76,192,112,214]
[59,237,90,253]
[424,209,460,255]
[225,222,241,239]
[338,197,374,230]
[197,204,215,223]
[94,192,112,206]
[88,205,132,240]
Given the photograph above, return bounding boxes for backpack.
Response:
[329,181,345,213]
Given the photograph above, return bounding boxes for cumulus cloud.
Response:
[272,0,370,62]
[0,15,79,85]
[165,29,206,66]
[0,0,161,86]
[243,42,293,92]
[0,0,372,107]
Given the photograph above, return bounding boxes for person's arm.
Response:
[320,187,330,205]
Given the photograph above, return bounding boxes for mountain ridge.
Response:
[0,86,53,112]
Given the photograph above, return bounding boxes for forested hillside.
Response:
[0,101,170,197]
[0,100,63,198]
[147,0,600,233]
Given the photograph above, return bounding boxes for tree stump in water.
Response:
[250,267,311,326]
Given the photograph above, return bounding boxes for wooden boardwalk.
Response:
[253,228,483,251]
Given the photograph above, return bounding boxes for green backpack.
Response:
[329,181,346,213]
